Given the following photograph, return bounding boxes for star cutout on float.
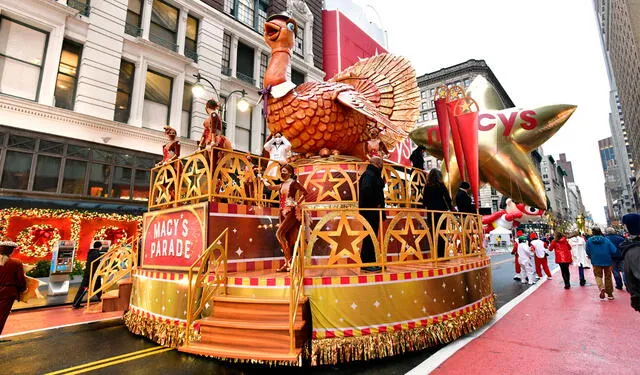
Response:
[373,301,380,308]
[154,169,175,204]
[318,214,371,265]
[307,169,352,202]
[389,213,428,261]
[409,76,577,209]
[350,302,358,310]
[182,162,208,199]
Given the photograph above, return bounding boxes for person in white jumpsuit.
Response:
[263,132,291,177]
[517,236,536,284]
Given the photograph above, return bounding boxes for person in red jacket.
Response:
[549,232,573,289]
[0,240,26,335]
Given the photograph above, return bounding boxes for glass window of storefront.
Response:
[0,127,161,201]
[182,82,193,138]
[150,0,178,51]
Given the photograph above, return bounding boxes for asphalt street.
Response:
[2,253,555,375]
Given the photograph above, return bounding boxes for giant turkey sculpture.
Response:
[261,13,420,158]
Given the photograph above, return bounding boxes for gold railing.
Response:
[184,228,229,346]
[288,224,305,356]
[86,237,138,312]
[148,148,427,210]
[302,207,484,270]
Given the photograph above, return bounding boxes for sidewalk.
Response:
[1,305,122,338]
[430,266,640,375]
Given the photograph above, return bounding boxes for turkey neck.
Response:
[263,49,290,88]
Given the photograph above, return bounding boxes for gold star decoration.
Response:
[181,156,208,199]
[409,76,576,209]
[314,212,373,265]
[305,168,354,202]
[153,167,176,204]
[385,212,430,261]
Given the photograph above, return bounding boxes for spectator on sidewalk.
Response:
[549,232,573,289]
[530,233,552,279]
[517,236,536,285]
[0,241,26,335]
[621,213,640,312]
[72,241,103,309]
[568,232,591,286]
[586,227,618,301]
[605,227,626,291]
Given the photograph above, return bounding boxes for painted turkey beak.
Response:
[264,22,281,41]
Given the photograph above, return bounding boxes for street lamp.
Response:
[192,73,249,113]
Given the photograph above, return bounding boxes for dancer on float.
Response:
[262,164,308,272]
[365,128,389,160]
[198,99,232,151]
[263,132,291,177]
[156,126,181,166]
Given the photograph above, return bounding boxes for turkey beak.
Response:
[264,22,281,41]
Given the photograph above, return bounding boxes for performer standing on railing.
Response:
[263,132,291,178]
[359,156,386,273]
[422,169,454,258]
[156,126,181,166]
[199,99,232,151]
[72,242,102,309]
[262,164,307,272]
[365,128,389,160]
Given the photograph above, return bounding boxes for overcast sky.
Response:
[365,0,612,224]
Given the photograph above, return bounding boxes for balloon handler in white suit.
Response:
[263,132,291,178]
[517,236,536,284]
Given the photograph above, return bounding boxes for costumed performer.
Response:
[263,132,291,178]
[156,126,181,166]
[0,240,26,334]
[517,236,535,285]
[262,164,308,272]
[568,231,590,286]
[199,99,232,151]
[530,233,552,279]
[365,128,389,160]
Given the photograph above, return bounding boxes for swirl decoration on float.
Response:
[94,226,128,245]
[16,224,61,258]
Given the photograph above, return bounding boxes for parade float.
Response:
[121,13,575,366]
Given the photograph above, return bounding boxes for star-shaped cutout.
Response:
[317,213,372,265]
[235,247,243,256]
[388,213,429,261]
[350,302,358,310]
[373,301,380,308]
[153,168,176,204]
[409,76,576,209]
[307,168,353,202]
[181,160,207,199]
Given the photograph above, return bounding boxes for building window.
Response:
[421,91,427,99]
[431,111,437,119]
[259,52,268,87]
[294,24,304,56]
[221,32,231,76]
[0,17,48,101]
[492,200,499,212]
[182,83,193,138]
[291,68,305,86]
[54,40,82,110]
[149,0,179,51]
[421,102,427,110]
[422,113,428,121]
[237,0,255,27]
[236,41,254,85]
[125,0,143,36]
[464,78,470,86]
[184,15,199,61]
[430,88,435,96]
[257,1,268,31]
[142,69,173,130]
[235,105,252,152]
[114,60,136,123]
[1,134,35,190]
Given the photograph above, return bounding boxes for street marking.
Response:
[0,316,122,339]
[63,348,173,374]
[491,258,514,267]
[45,346,169,375]
[406,265,560,375]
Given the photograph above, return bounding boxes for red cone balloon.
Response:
[454,99,480,211]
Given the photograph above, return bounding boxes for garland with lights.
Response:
[94,226,129,245]
[0,208,142,260]
[16,224,62,258]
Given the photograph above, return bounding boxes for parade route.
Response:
[1,253,535,375]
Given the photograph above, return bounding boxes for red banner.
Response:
[141,203,208,270]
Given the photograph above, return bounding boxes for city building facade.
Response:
[541,155,570,221]
[0,0,324,212]
[599,136,633,225]
[593,0,640,207]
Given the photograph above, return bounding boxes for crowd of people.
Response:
[510,213,640,312]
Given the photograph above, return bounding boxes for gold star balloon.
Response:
[410,76,576,210]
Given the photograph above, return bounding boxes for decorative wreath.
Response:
[16,224,61,258]
[94,226,128,245]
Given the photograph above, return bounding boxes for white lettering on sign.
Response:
[148,214,194,260]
